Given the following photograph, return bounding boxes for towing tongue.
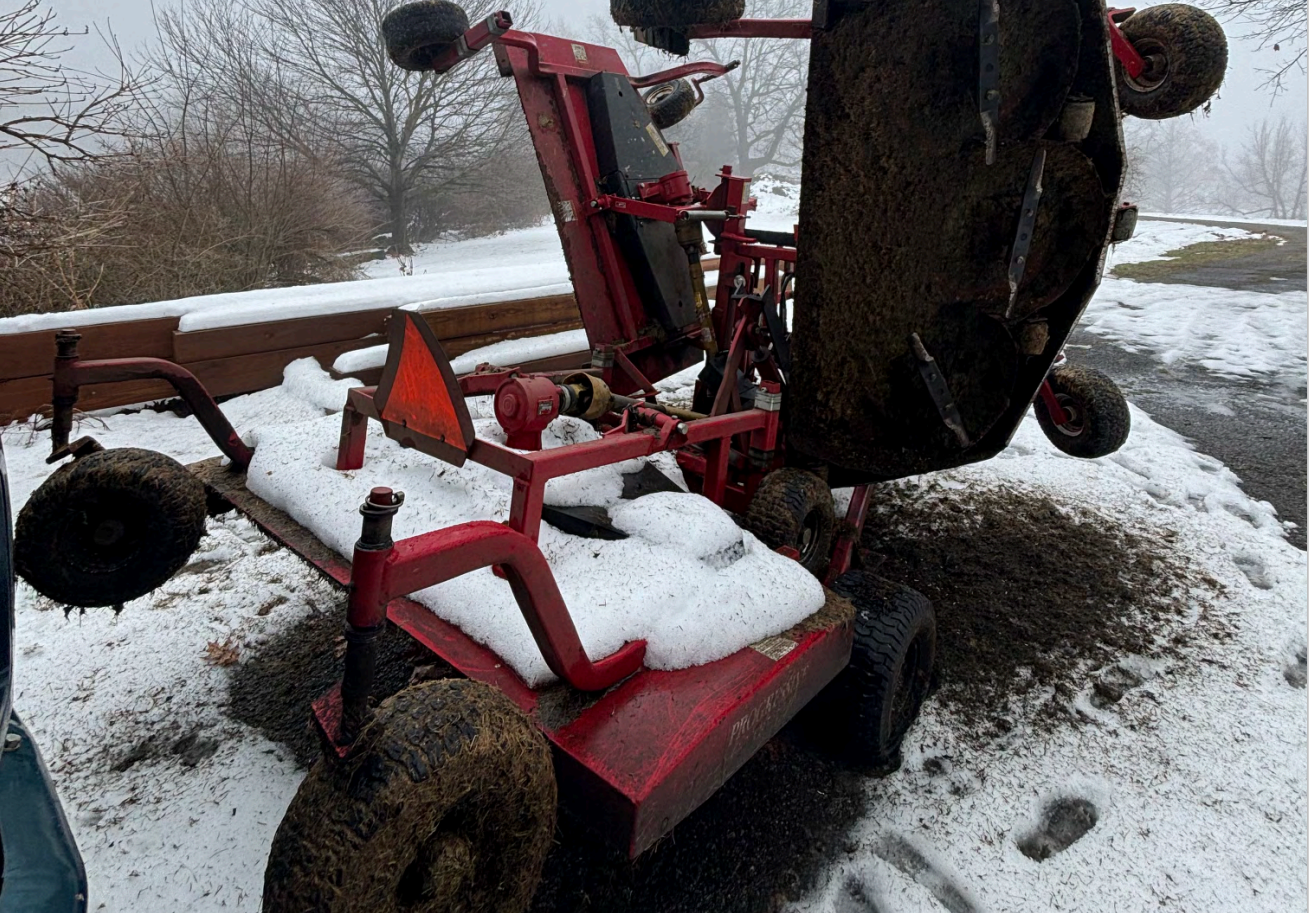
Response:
[786,0,1124,482]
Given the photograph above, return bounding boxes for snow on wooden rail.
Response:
[0,258,720,423]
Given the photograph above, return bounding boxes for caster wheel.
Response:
[1116,4,1227,119]
[808,572,937,769]
[16,448,206,607]
[744,468,836,578]
[382,0,470,72]
[1034,365,1131,458]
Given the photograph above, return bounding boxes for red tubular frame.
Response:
[48,330,253,470]
[349,519,646,690]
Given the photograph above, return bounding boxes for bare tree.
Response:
[238,0,539,254]
[1219,116,1307,219]
[1122,118,1225,213]
[590,0,809,181]
[0,0,137,169]
[1203,0,1305,93]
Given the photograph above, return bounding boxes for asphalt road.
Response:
[1072,217,1308,549]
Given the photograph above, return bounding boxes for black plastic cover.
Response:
[586,71,700,337]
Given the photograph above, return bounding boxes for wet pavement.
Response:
[1073,217,1307,549]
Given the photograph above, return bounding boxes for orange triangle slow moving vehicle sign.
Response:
[373,309,476,467]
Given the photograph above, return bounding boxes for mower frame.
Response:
[33,7,1152,860]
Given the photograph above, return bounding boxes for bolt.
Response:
[676,422,688,435]
[4,732,20,753]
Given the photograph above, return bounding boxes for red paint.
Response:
[49,341,253,470]
[1107,8,1146,78]
[495,375,561,450]
[1038,376,1071,425]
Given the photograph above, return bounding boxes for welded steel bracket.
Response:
[1005,147,1047,318]
[978,0,1000,164]
[910,333,971,447]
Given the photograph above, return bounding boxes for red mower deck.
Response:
[195,457,853,857]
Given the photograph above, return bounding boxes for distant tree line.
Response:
[2,0,549,317]
[1123,116,1306,220]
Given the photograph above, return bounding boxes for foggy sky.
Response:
[39,0,1309,156]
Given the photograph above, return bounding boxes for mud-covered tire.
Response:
[744,468,835,577]
[810,572,936,769]
[611,0,744,29]
[264,679,555,913]
[1034,365,1131,459]
[1116,4,1227,119]
[382,0,470,72]
[645,79,698,130]
[15,448,206,608]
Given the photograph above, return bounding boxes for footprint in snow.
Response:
[868,832,981,913]
[1089,663,1145,709]
[1231,552,1275,590]
[1017,796,1098,862]
[1284,640,1307,689]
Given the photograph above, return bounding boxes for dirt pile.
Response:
[860,481,1224,736]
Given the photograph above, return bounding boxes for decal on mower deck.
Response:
[750,634,797,662]
[726,664,803,754]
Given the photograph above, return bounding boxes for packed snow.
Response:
[332,327,590,377]
[0,214,1304,912]
[238,361,822,684]
[1080,276,1308,380]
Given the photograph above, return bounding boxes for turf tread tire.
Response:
[743,468,835,577]
[15,447,206,608]
[382,1,470,71]
[645,79,698,130]
[817,572,936,768]
[1117,4,1227,119]
[263,679,555,913]
[1034,365,1131,459]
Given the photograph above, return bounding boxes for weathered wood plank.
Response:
[173,310,388,363]
[0,375,176,423]
[0,317,180,382]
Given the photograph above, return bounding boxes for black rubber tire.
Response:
[644,79,698,130]
[1034,365,1131,458]
[264,679,556,913]
[1116,4,1227,119]
[382,1,470,72]
[15,448,207,608]
[611,0,744,29]
[811,572,936,769]
[743,468,836,577]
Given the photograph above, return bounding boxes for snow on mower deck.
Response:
[192,453,854,857]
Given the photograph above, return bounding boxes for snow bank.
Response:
[1081,276,1307,379]
[332,327,590,377]
[1104,221,1262,270]
[240,362,823,685]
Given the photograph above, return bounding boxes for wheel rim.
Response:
[798,508,823,564]
[645,83,677,106]
[1122,38,1170,93]
[396,805,480,909]
[1051,393,1086,437]
[64,494,149,574]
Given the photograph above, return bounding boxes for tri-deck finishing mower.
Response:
[13,1,1226,909]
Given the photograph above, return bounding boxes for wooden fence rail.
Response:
[0,258,720,423]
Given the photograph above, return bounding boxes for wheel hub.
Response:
[1051,393,1086,437]
[1123,38,1169,92]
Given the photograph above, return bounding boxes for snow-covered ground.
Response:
[2,215,1305,912]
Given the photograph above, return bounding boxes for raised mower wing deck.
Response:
[192,457,854,857]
